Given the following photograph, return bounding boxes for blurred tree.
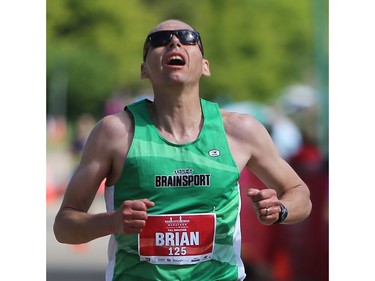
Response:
[47,0,318,121]
[198,0,314,102]
[47,0,158,120]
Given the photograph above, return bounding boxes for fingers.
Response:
[139,198,155,208]
[117,199,155,234]
[247,188,280,225]
[247,188,260,199]
[260,205,280,217]
[247,188,277,207]
[126,199,154,212]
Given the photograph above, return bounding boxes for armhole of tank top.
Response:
[213,102,241,176]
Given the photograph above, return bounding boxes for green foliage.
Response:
[47,0,323,121]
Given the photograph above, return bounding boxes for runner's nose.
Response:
[168,35,182,49]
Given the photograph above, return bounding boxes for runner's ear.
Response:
[141,63,149,79]
[202,59,210,77]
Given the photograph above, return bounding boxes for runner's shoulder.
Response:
[220,109,265,139]
[94,111,133,138]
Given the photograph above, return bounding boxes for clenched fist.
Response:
[113,199,155,234]
[247,188,280,225]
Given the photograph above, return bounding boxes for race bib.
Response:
[139,213,216,265]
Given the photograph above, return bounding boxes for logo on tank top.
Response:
[208,149,220,157]
[155,169,211,188]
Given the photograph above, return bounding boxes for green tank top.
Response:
[107,98,245,281]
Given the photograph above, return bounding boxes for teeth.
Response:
[170,56,183,61]
[167,55,185,66]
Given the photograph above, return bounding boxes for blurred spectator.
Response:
[240,169,274,281]
[286,134,328,281]
[270,116,302,162]
[240,169,295,281]
[47,114,72,201]
[240,134,328,281]
[104,92,138,116]
[47,115,67,144]
[289,132,323,173]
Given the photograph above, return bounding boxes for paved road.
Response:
[47,196,109,281]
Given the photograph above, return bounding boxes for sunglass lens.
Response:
[150,32,172,47]
[178,30,197,44]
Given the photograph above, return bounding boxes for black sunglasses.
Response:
[143,29,204,61]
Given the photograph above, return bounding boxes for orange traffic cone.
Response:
[46,182,57,206]
[70,243,89,253]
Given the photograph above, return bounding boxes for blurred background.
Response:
[46,0,328,280]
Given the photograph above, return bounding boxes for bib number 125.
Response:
[168,246,187,256]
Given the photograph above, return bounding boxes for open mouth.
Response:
[167,55,186,66]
